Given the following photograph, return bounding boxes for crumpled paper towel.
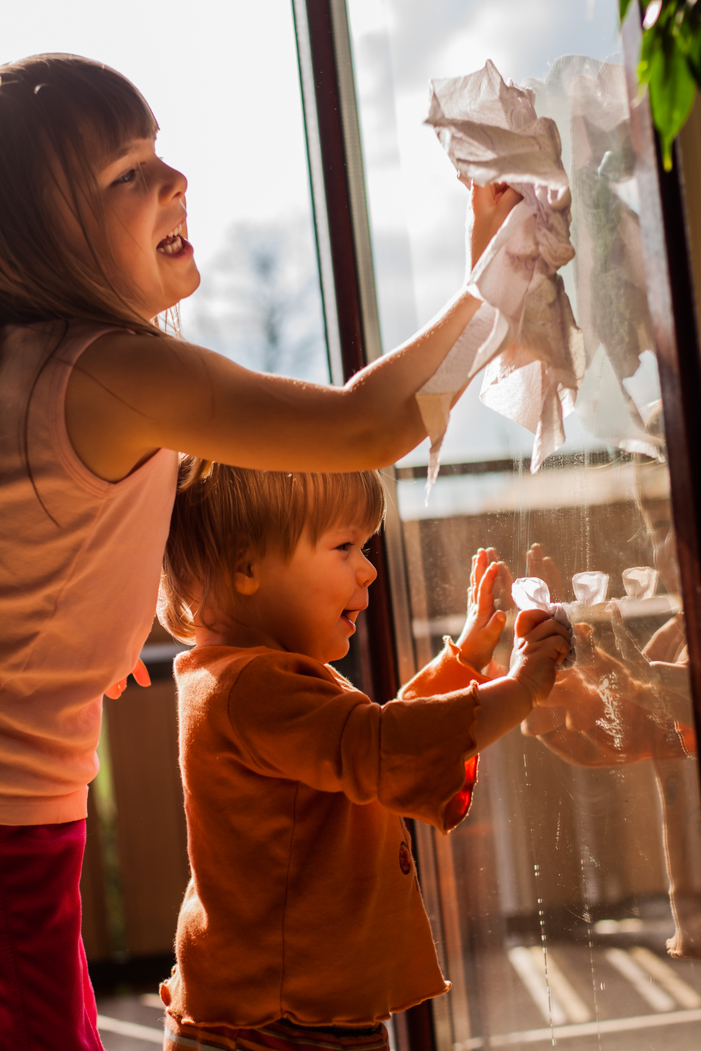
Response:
[417,59,585,487]
[566,60,663,460]
[571,570,609,605]
[622,566,658,601]
[511,576,576,668]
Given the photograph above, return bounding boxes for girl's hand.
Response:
[509,609,571,706]
[456,550,507,670]
[104,657,151,699]
[467,180,523,271]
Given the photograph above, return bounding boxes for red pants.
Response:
[0,819,102,1050]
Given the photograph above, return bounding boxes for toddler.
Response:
[157,460,570,1051]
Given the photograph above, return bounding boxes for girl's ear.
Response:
[234,553,261,596]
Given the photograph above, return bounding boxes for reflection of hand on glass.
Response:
[522,607,699,958]
[455,548,507,671]
[526,542,564,602]
[608,602,691,723]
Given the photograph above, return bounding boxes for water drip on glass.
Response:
[582,860,603,1051]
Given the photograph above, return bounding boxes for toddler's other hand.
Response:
[467,181,522,271]
[456,548,507,670]
[104,657,151,699]
[509,609,571,707]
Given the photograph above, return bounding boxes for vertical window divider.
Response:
[291,4,443,1050]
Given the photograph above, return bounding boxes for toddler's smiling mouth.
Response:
[341,608,365,629]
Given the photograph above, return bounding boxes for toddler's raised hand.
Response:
[456,548,507,670]
[509,609,571,706]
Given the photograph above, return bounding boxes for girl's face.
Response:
[60,136,200,320]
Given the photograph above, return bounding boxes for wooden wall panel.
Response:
[105,678,190,956]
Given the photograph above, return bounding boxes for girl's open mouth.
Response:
[157,222,189,257]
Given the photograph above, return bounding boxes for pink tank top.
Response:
[0,322,179,824]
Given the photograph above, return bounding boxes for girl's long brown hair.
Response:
[0,54,212,499]
[0,53,160,330]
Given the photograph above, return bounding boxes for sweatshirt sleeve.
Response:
[227,648,481,833]
[398,636,486,830]
[399,635,489,699]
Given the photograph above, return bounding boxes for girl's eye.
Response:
[337,542,352,552]
[112,167,137,186]
[362,545,372,556]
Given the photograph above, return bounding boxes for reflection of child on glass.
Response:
[487,446,700,958]
[156,463,570,1049]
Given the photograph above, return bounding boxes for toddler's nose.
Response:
[359,554,377,587]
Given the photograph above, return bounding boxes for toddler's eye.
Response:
[337,542,352,551]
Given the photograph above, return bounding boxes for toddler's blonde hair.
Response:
[159,457,386,643]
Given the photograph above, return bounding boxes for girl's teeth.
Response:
[158,235,183,256]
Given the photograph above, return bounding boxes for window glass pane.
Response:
[1,1,328,382]
[348,1,701,1047]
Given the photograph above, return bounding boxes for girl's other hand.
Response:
[509,609,571,706]
[456,549,507,670]
[467,180,523,271]
[104,657,151,699]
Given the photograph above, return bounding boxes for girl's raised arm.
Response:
[66,186,519,481]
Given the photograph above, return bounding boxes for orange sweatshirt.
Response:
[161,637,485,1031]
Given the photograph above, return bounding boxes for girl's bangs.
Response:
[50,57,158,163]
[2,54,158,165]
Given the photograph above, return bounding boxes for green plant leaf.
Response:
[648,41,697,169]
[686,11,701,78]
[621,0,701,169]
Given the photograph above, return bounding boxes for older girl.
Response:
[0,53,518,1049]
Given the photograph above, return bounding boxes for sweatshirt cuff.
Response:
[442,754,479,832]
[443,636,490,682]
[398,636,488,701]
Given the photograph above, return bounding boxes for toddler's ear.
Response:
[234,554,260,596]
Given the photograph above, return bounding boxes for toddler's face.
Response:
[246,521,377,664]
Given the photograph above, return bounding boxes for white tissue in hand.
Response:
[511,577,552,612]
[622,566,658,601]
[572,571,609,605]
[418,59,585,487]
[511,576,576,668]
